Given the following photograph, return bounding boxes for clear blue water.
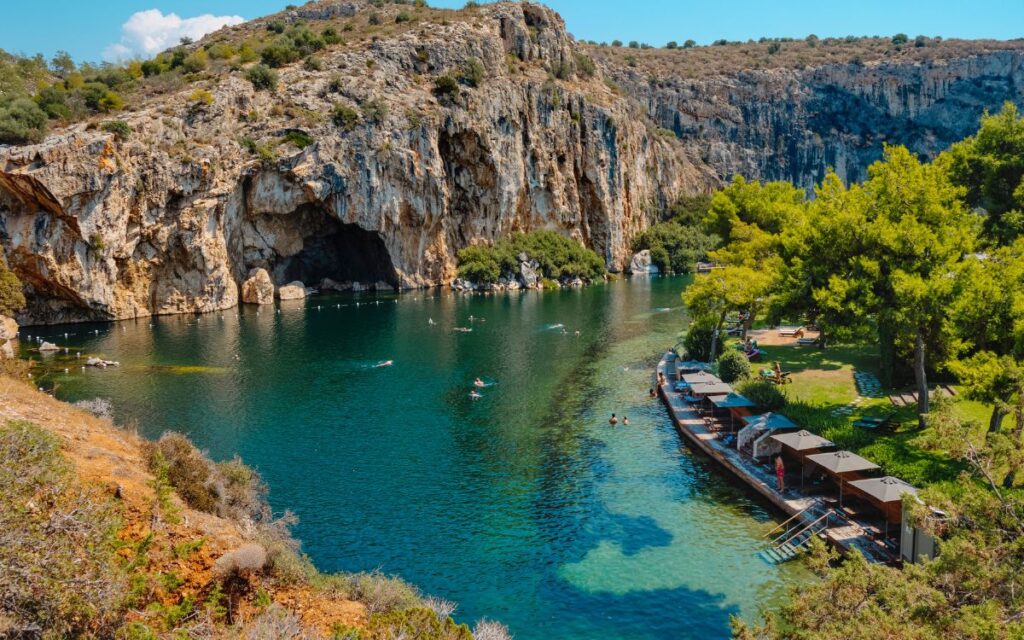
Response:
[26,276,807,639]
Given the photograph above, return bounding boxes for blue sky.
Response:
[1,0,1021,63]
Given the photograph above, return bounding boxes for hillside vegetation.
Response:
[0,377,508,639]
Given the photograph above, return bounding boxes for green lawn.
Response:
[734,340,978,486]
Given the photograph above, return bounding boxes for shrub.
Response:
[737,380,787,412]
[322,26,342,45]
[434,74,460,100]
[574,52,596,77]
[0,261,27,316]
[633,221,718,274]
[683,39,696,48]
[303,55,322,71]
[351,571,423,614]
[181,49,209,73]
[456,245,501,283]
[189,88,214,105]
[213,543,268,579]
[331,104,360,131]
[74,398,113,420]
[360,98,388,123]
[282,130,314,149]
[395,11,412,23]
[666,41,678,49]
[241,604,304,638]
[462,57,485,87]
[368,11,383,25]
[367,608,472,639]
[0,97,48,144]
[892,33,909,45]
[716,349,750,383]
[266,21,285,34]
[0,421,124,637]
[207,42,236,60]
[260,40,300,67]
[246,64,278,90]
[683,317,722,362]
[143,432,217,512]
[474,620,513,640]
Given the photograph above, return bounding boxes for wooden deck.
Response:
[657,352,894,564]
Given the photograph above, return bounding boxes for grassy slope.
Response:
[746,340,979,486]
[0,375,478,639]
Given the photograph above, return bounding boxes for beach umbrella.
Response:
[770,429,835,451]
[848,476,918,537]
[805,450,880,507]
[681,371,722,385]
[687,382,733,397]
[676,359,712,374]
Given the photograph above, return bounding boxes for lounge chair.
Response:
[853,415,895,430]
[796,337,818,346]
[777,325,804,337]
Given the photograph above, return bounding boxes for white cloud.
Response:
[103,9,245,61]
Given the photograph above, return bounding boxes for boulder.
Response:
[39,341,59,352]
[277,281,308,300]
[0,316,17,341]
[630,250,660,275]
[241,268,275,305]
[519,262,539,288]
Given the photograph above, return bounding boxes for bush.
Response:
[0,97,48,144]
[717,349,750,383]
[634,221,718,274]
[331,104,360,131]
[462,57,485,87]
[737,380,787,412]
[282,130,314,149]
[892,33,909,45]
[213,543,268,579]
[474,620,513,640]
[351,571,423,614]
[260,39,300,68]
[142,432,269,522]
[0,259,26,316]
[0,421,124,637]
[360,98,388,124]
[189,88,214,105]
[323,26,342,45]
[456,245,501,284]
[434,74,460,100]
[683,318,722,362]
[574,52,596,77]
[181,49,208,73]
[246,64,278,91]
[395,11,412,23]
[367,608,472,639]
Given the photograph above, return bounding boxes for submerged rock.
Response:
[39,341,59,352]
[241,269,275,305]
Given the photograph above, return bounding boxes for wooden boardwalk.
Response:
[656,352,892,563]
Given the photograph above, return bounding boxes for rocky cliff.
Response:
[2,1,1023,324]
[596,42,1024,188]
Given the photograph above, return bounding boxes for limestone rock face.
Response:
[241,269,275,305]
[1,1,1022,325]
[630,250,658,275]
[277,282,308,301]
[606,51,1024,189]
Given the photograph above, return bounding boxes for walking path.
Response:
[656,352,891,564]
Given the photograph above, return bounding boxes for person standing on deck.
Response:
[775,456,785,492]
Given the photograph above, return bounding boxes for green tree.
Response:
[683,265,774,359]
[943,102,1024,246]
[0,258,25,316]
[0,97,48,144]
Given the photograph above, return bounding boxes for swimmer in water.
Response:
[474,377,486,387]
[609,413,618,426]
[470,390,483,400]
[374,360,394,368]
[623,416,630,426]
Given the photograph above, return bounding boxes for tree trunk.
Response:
[989,405,1007,434]
[914,329,928,430]
[878,318,897,388]
[710,311,726,363]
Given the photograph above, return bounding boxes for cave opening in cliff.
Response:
[276,218,398,290]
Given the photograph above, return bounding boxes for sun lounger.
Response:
[853,415,895,430]
[796,337,818,346]
[777,325,804,337]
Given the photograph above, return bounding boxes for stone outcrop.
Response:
[1,1,1022,324]
[241,268,275,305]
[629,250,658,275]
[277,281,308,300]
[0,315,17,358]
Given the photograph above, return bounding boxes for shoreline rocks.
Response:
[241,268,275,305]
[629,250,660,275]
[0,315,17,358]
[277,281,309,301]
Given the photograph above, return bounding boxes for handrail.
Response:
[774,510,832,550]
[764,505,815,539]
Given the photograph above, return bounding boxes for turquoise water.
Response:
[26,277,807,639]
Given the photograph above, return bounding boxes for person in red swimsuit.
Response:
[775,456,786,492]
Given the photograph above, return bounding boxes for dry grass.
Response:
[587,37,1024,79]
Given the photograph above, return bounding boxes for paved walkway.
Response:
[656,352,892,564]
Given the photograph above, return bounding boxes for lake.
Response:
[25,276,808,640]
